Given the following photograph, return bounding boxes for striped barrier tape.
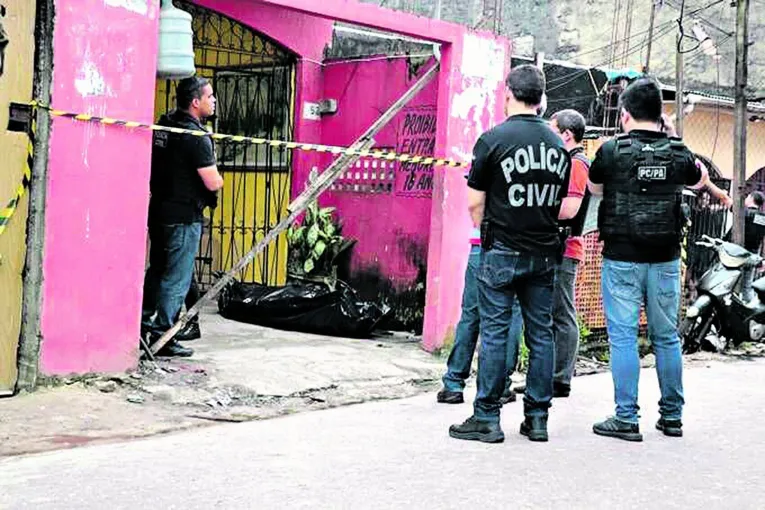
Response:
[0,111,34,238]
[14,101,470,168]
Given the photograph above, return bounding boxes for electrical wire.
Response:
[545,22,677,95]
[542,21,677,90]
[663,0,735,37]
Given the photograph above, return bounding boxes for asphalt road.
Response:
[2,358,764,510]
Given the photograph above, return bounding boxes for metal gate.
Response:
[153,2,296,289]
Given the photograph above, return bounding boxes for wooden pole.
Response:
[675,1,685,137]
[732,0,750,245]
[150,63,441,355]
[644,0,658,73]
[675,38,684,137]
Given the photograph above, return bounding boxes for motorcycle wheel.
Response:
[680,310,715,354]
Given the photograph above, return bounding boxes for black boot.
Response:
[437,388,464,404]
[449,416,504,443]
[145,331,194,358]
[593,416,643,442]
[520,415,549,442]
[553,381,571,398]
[656,418,683,437]
[155,339,194,358]
[175,319,201,342]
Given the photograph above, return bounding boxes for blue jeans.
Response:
[141,222,202,335]
[602,258,685,424]
[474,244,557,422]
[442,246,523,392]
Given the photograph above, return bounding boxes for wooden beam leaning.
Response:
[150,61,441,355]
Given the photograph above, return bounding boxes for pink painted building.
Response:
[3,0,509,387]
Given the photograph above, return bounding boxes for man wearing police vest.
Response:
[449,65,572,444]
[588,78,711,442]
[142,77,224,358]
[549,109,591,399]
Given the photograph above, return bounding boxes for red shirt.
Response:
[563,156,590,262]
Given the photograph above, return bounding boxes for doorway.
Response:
[153,1,297,290]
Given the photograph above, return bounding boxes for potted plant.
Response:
[286,201,356,290]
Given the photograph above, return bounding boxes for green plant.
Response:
[286,201,355,287]
[578,315,592,344]
[517,336,530,373]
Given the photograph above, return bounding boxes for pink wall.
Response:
[254,0,510,350]
[36,0,508,376]
[198,0,509,347]
[423,35,509,351]
[193,0,332,61]
[320,58,439,298]
[39,0,161,374]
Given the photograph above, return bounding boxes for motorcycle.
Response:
[681,235,765,353]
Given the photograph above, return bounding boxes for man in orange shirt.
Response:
[549,109,590,398]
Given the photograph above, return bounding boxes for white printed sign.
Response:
[303,102,321,121]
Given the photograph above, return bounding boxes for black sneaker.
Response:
[437,389,464,404]
[174,321,201,342]
[500,386,517,404]
[449,416,504,443]
[656,418,683,437]
[520,415,549,442]
[593,416,643,442]
[553,381,571,398]
[155,339,194,358]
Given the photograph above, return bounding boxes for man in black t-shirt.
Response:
[141,77,224,358]
[449,65,571,444]
[588,78,716,442]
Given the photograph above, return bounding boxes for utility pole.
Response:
[675,37,684,137]
[644,0,658,73]
[675,1,685,137]
[732,0,750,245]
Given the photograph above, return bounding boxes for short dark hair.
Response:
[506,65,546,107]
[176,76,210,110]
[618,77,663,123]
[752,191,765,207]
[551,109,586,143]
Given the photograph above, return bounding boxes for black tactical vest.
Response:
[560,146,591,237]
[150,111,212,213]
[598,134,687,246]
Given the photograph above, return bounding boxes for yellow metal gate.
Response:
[153,1,296,289]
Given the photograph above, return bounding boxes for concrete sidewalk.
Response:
[3,306,759,458]
[1,308,445,457]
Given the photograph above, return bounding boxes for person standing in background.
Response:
[549,109,591,399]
[437,173,524,406]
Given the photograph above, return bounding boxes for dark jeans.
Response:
[474,244,557,422]
[442,246,523,392]
[141,222,202,335]
[553,257,580,385]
